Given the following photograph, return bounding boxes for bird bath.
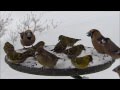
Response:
[5,45,115,79]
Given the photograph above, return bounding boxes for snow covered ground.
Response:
[0,11,120,79]
[6,45,113,69]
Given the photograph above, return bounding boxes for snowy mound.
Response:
[9,45,113,69]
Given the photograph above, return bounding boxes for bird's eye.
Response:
[30,32,32,35]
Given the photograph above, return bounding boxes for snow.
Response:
[82,76,89,79]
[0,11,120,79]
[6,45,113,69]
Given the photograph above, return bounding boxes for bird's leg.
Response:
[71,75,83,79]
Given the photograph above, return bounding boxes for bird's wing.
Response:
[97,36,109,44]
[106,38,120,52]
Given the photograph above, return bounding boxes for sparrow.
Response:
[4,42,14,54]
[36,46,60,68]
[71,55,93,69]
[59,35,81,46]
[64,44,86,59]
[20,30,35,48]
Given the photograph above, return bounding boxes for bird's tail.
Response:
[76,39,81,41]
[51,49,54,51]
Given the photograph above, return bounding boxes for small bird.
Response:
[4,42,35,64]
[33,41,45,50]
[71,55,93,69]
[64,44,86,59]
[98,37,120,59]
[52,41,67,53]
[36,46,60,68]
[59,35,81,46]
[4,42,14,54]
[87,29,107,54]
[20,30,35,49]
[113,65,120,78]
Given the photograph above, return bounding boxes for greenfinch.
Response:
[52,41,67,53]
[20,30,35,48]
[36,47,60,68]
[4,42,35,64]
[59,35,81,46]
[64,44,85,59]
[71,55,93,69]
[4,42,14,54]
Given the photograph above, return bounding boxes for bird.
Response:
[33,41,45,50]
[113,65,120,78]
[58,35,81,46]
[4,42,35,64]
[64,44,86,59]
[4,42,14,54]
[20,30,35,49]
[87,29,107,54]
[35,46,60,68]
[71,55,93,69]
[52,41,67,53]
[98,37,120,59]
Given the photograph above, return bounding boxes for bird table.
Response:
[5,45,115,79]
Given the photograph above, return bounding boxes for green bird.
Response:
[71,55,93,69]
[52,41,67,53]
[36,47,60,68]
[4,42,35,64]
[59,35,81,46]
[4,42,14,54]
[64,44,86,59]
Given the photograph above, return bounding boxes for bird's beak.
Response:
[87,31,92,37]
[83,48,86,51]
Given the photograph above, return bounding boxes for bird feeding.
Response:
[4,30,118,77]
[5,44,113,69]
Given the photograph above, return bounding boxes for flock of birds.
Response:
[3,29,120,77]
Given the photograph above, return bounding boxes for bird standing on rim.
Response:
[20,30,35,49]
[87,29,106,54]
[87,29,120,59]
[4,42,35,64]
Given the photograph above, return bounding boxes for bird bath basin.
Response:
[5,45,115,79]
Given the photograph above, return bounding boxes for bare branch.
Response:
[7,31,19,46]
[17,12,61,34]
[0,12,12,38]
